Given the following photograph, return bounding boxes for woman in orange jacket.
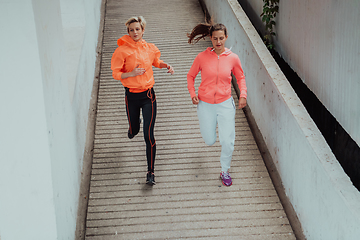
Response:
[111,16,174,185]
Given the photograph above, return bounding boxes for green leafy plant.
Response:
[260,0,279,50]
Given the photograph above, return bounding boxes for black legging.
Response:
[125,88,156,173]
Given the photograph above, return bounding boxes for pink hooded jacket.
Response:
[187,47,247,104]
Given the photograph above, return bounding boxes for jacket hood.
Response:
[117,35,146,48]
[206,47,232,56]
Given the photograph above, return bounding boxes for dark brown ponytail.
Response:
[187,21,228,44]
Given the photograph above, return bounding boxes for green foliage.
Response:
[260,0,279,50]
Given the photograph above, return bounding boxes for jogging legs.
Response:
[217,98,235,172]
[197,97,236,172]
[125,88,157,173]
[142,89,156,173]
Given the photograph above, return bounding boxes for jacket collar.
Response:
[208,47,232,56]
[117,35,146,48]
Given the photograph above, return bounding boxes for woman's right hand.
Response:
[192,96,199,105]
[131,64,146,77]
[121,65,146,79]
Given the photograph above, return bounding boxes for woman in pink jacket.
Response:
[187,22,247,186]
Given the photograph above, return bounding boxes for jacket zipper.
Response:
[214,54,220,104]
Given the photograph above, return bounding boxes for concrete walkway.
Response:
[84,0,296,239]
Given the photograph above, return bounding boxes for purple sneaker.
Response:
[220,172,232,186]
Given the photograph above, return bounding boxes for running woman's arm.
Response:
[159,62,174,75]
[232,55,247,109]
[187,55,201,103]
[121,65,146,79]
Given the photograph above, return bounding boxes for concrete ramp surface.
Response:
[84,0,296,239]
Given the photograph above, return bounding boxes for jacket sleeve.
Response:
[111,47,126,80]
[232,56,247,99]
[151,45,164,68]
[187,55,201,99]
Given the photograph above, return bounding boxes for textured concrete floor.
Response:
[84,0,296,239]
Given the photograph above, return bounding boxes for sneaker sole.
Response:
[146,181,156,186]
[221,180,232,186]
[220,173,232,186]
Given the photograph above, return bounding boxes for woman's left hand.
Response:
[167,65,175,75]
[239,97,247,109]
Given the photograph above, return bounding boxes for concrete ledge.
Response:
[202,0,360,239]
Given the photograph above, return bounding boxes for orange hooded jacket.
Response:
[111,35,163,93]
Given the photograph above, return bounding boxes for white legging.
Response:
[197,97,236,172]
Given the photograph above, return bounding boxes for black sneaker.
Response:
[146,172,156,186]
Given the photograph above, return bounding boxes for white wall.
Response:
[0,1,58,239]
[0,0,101,239]
[276,0,360,147]
[240,0,360,151]
[203,0,360,239]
